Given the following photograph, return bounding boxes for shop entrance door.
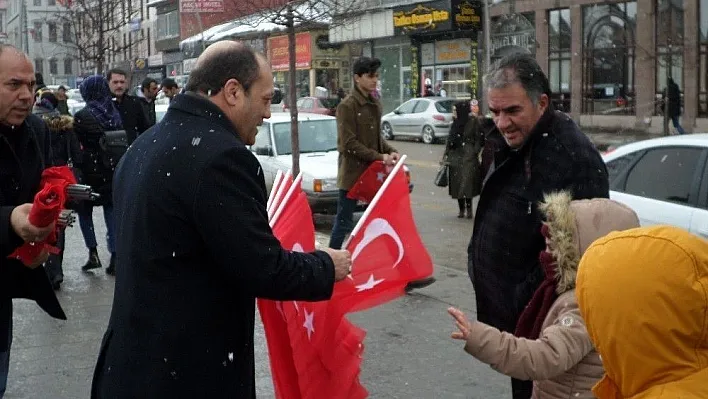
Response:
[401,67,412,105]
[421,66,434,96]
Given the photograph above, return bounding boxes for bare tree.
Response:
[235,0,366,176]
[53,0,144,75]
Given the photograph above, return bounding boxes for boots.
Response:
[81,247,102,271]
[466,199,473,219]
[106,253,116,276]
[457,199,465,218]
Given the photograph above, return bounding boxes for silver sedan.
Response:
[381,97,455,144]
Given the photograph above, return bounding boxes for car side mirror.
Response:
[394,109,401,114]
[255,146,273,156]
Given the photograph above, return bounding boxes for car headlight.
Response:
[313,178,337,192]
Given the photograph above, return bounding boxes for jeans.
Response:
[329,189,358,249]
[78,204,115,253]
[0,300,13,398]
[672,116,687,135]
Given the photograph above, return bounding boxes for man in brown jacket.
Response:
[329,57,399,249]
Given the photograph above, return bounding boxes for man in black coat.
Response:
[467,53,609,399]
[106,68,150,144]
[91,41,352,398]
[0,44,67,396]
[137,77,158,127]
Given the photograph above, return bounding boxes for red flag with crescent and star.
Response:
[262,163,433,398]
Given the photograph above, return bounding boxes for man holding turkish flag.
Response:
[0,45,67,396]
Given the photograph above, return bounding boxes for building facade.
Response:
[330,0,708,134]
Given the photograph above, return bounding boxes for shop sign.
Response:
[452,0,483,31]
[435,38,472,64]
[393,0,452,35]
[148,53,163,66]
[132,58,148,71]
[180,0,224,13]
[268,32,312,72]
[182,58,198,74]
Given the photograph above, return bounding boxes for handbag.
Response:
[434,162,449,187]
[99,129,129,170]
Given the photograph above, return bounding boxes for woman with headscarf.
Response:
[74,75,124,276]
[442,100,483,218]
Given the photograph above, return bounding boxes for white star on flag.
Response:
[356,274,385,292]
[303,308,315,340]
[376,172,386,182]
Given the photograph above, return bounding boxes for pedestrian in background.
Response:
[74,75,124,276]
[468,53,609,399]
[450,193,639,398]
[443,100,482,219]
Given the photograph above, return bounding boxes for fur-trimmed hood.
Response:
[539,192,639,294]
[42,114,74,132]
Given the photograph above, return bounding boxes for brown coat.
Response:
[336,87,396,190]
[463,193,640,399]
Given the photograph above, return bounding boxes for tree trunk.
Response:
[97,0,105,76]
[287,5,300,177]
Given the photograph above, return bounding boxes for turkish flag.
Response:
[8,167,76,265]
[261,184,367,399]
[335,166,433,314]
[346,161,391,203]
[262,164,432,398]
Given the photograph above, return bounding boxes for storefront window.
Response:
[490,13,536,66]
[656,0,684,115]
[582,2,636,115]
[274,70,311,105]
[700,0,708,115]
[549,9,571,112]
[375,42,413,115]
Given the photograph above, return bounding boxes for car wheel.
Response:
[382,122,394,140]
[422,125,435,144]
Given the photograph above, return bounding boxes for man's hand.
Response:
[10,204,55,243]
[26,249,49,269]
[382,152,400,166]
[448,307,473,341]
[321,248,352,281]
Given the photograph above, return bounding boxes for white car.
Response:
[603,134,708,239]
[156,103,169,122]
[250,113,412,214]
[381,97,454,144]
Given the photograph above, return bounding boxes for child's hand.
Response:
[448,307,472,341]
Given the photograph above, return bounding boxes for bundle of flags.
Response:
[8,166,77,265]
[260,155,434,398]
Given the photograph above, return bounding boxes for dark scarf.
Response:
[79,75,122,131]
[448,101,470,149]
[515,223,559,340]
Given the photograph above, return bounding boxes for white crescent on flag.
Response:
[351,218,404,268]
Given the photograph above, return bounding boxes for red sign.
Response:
[179,0,224,13]
[268,32,311,71]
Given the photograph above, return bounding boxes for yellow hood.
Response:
[576,225,708,398]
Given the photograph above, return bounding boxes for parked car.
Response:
[381,97,455,144]
[250,113,412,214]
[603,134,708,239]
[156,103,169,122]
[282,96,340,116]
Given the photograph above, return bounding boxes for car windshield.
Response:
[319,98,340,109]
[273,119,338,155]
[435,100,454,113]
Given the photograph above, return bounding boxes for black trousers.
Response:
[45,229,65,282]
[512,377,533,399]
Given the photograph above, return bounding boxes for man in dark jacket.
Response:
[0,44,67,396]
[91,41,352,398]
[106,68,150,144]
[468,53,609,399]
[137,77,158,127]
[664,77,686,135]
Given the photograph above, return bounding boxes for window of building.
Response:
[49,59,58,75]
[33,0,40,6]
[32,22,42,42]
[63,23,71,42]
[656,0,684,116]
[490,13,536,66]
[64,58,72,75]
[48,22,57,42]
[48,0,55,5]
[156,10,179,40]
[698,0,708,115]
[624,147,702,204]
[582,2,637,115]
[34,58,43,76]
[549,9,571,112]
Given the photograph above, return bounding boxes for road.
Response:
[5,139,510,398]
